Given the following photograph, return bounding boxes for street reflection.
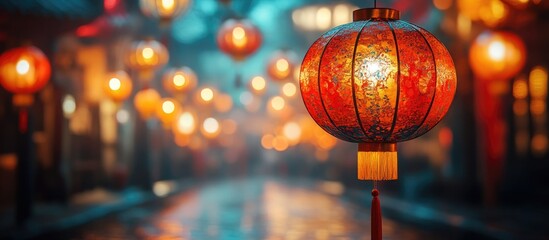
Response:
[45,179,438,239]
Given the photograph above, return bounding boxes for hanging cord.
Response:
[371,180,382,240]
[374,0,377,8]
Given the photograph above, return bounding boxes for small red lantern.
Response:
[162,66,197,95]
[266,51,295,82]
[104,71,133,103]
[300,8,456,239]
[469,31,526,81]
[216,19,262,61]
[139,0,191,21]
[0,46,51,104]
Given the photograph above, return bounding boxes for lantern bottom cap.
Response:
[357,144,398,180]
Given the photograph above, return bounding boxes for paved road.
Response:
[37,178,442,239]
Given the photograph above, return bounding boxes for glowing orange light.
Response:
[163,66,197,94]
[200,87,214,102]
[267,51,295,81]
[270,96,285,111]
[214,94,233,113]
[250,76,266,94]
[282,82,297,97]
[217,19,262,61]
[261,134,274,149]
[272,135,289,151]
[0,46,51,100]
[126,39,169,76]
[202,117,221,138]
[173,111,196,135]
[469,31,526,81]
[134,88,161,119]
[157,98,181,127]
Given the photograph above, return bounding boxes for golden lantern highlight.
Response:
[156,98,181,127]
[469,31,526,81]
[0,46,51,106]
[216,19,262,61]
[270,96,286,111]
[267,51,295,82]
[201,117,221,139]
[196,87,215,105]
[139,0,191,21]
[134,88,161,119]
[249,76,267,95]
[172,111,197,136]
[282,82,297,98]
[104,71,132,103]
[126,39,169,80]
[163,66,197,95]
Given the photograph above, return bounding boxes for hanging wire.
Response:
[374,0,377,8]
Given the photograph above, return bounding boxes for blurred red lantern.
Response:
[156,98,181,128]
[139,0,191,21]
[134,88,161,119]
[0,46,51,105]
[162,66,197,95]
[126,39,169,80]
[266,51,295,82]
[300,8,456,239]
[216,19,262,61]
[469,31,526,81]
[104,71,133,103]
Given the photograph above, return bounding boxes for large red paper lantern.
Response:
[216,19,262,61]
[469,31,526,81]
[300,8,457,239]
[0,46,51,97]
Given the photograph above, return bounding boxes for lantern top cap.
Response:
[353,8,400,21]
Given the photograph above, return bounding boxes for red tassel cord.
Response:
[19,110,28,133]
[371,186,382,240]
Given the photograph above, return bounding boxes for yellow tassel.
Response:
[357,143,398,180]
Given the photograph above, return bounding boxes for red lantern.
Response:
[0,46,51,98]
[126,39,169,80]
[266,51,296,82]
[104,71,133,103]
[300,8,456,239]
[469,31,526,81]
[216,19,262,61]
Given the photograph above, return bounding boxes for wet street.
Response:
[37,178,445,240]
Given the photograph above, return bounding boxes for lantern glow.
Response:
[139,0,191,20]
[469,31,526,81]
[174,111,196,135]
[282,82,297,97]
[250,76,266,94]
[300,8,457,181]
[104,71,132,102]
[134,88,161,119]
[163,67,197,94]
[217,19,262,61]
[0,46,51,97]
[200,88,214,102]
